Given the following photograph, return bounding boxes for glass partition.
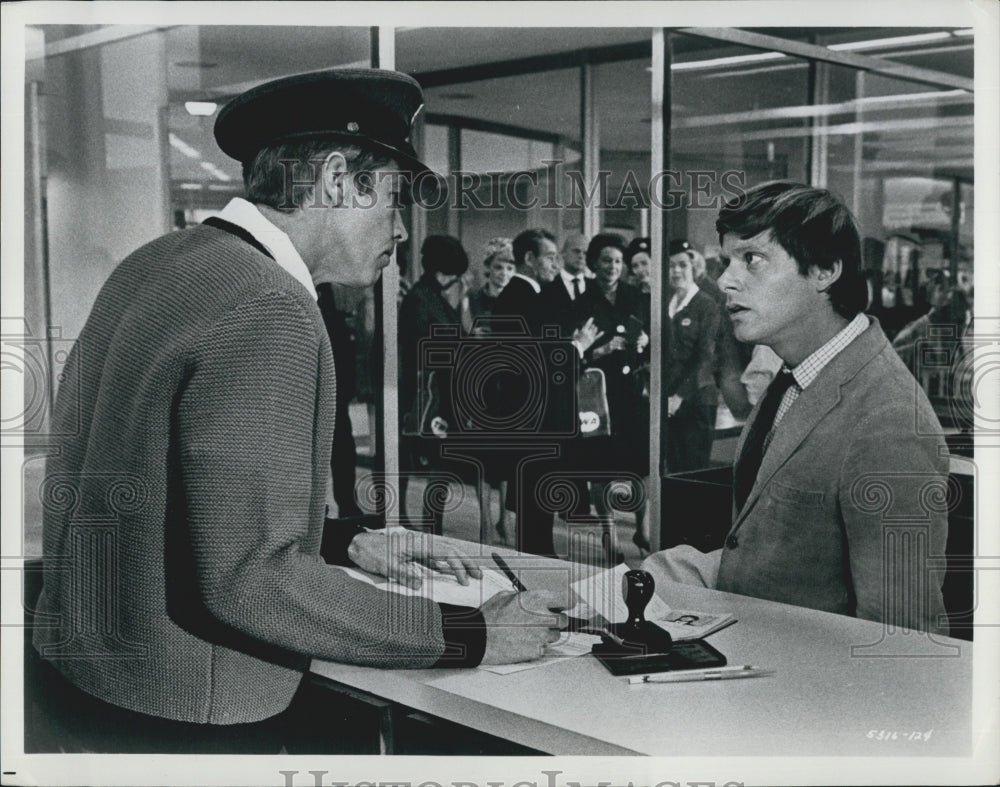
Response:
[20,23,976,560]
[667,29,974,471]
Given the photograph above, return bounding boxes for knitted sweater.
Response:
[33,224,485,725]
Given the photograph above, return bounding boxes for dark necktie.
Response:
[734,369,796,514]
[573,276,582,299]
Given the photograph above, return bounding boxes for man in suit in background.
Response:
[491,229,599,557]
[542,232,590,334]
[646,181,948,635]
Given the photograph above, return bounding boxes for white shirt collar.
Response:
[786,312,869,390]
[559,268,586,298]
[512,271,541,293]
[217,198,317,300]
[668,283,700,318]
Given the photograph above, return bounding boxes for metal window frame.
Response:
[675,28,972,93]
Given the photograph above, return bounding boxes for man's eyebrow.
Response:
[725,240,767,255]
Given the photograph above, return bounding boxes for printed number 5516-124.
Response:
[867,729,933,742]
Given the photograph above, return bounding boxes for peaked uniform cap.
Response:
[214,68,430,174]
[668,239,693,257]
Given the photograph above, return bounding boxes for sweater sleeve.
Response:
[176,290,486,667]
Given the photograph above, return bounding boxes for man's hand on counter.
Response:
[347,528,483,590]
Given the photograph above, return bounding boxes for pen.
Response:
[627,666,774,684]
[491,552,528,592]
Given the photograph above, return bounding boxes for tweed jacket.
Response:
[716,318,949,635]
[34,225,482,726]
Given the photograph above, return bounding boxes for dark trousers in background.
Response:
[666,400,718,474]
[507,448,591,559]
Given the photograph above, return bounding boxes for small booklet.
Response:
[567,564,736,642]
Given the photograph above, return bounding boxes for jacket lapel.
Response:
[731,318,887,528]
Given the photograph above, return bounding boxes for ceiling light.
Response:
[672,51,786,72]
[828,32,952,52]
[185,101,218,117]
[198,161,233,182]
[168,132,200,159]
[673,30,963,74]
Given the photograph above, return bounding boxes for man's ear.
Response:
[321,151,348,206]
[813,259,843,293]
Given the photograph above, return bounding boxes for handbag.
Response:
[402,370,450,438]
[577,367,611,438]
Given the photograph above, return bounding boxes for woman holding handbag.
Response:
[574,233,651,557]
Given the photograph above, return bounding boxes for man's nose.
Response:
[718,264,736,290]
[394,210,408,244]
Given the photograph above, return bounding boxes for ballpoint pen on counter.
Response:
[491,552,528,592]
[627,665,775,684]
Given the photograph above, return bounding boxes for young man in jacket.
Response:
[646,181,949,636]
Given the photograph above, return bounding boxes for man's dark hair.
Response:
[244,141,393,213]
[586,232,627,268]
[716,181,868,318]
[512,228,556,268]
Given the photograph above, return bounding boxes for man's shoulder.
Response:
[831,319,944,435]
[495,275,539,309]
[116,226,318,321]
[508,274,541,294]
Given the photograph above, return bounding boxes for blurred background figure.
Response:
[468,237,516,328]
[576,233,651,557]
[686,241,725,309]
[467,237,516,543]
[398,234,470,533]
[560,232,591,281]
[664,239,721,474]
[317,283,365,518]
[892,269,971,372]
[492,229,601,558]
[625,236,652,332]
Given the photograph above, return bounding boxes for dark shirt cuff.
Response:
[320,515,385,566]
[432,603,487,667]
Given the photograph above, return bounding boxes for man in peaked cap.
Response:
[32,69,564,753]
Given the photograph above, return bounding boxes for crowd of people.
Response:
[394,224,746,559]
[392,221,972,561]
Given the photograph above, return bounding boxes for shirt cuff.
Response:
[320,515,385,566]
[432,603,487,667]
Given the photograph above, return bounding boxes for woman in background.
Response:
[398,235,470,534]
[663,242,721,474]
[576,233,651,557]
[466,238,517,544]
